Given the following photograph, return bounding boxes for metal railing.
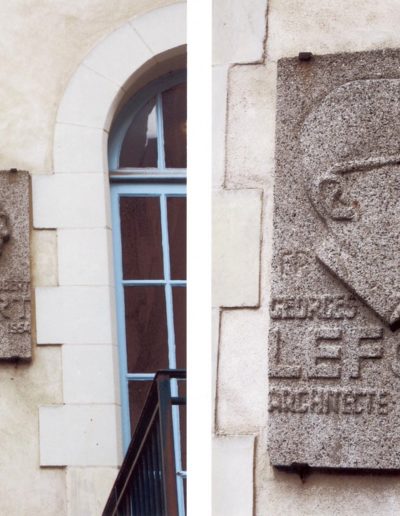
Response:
[102,370,186,516]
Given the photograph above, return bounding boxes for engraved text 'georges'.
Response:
[270,295,357,320]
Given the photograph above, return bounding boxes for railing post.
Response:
[157,374,179,515]
[102,370,185,516]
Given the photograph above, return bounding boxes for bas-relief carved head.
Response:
[0,212,10,255]
[301,79,400,329]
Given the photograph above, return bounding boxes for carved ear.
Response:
[308,177,356,221]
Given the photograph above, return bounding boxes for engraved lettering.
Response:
[0,292,31,335]
[354,393,366,414]
[0,281,30,295]
[328,391,340,414]
[308,328,342,379]
[280,250,310,276]
[342,393,355,414]
[378,393,389,415]
[270,295,358,320]
[391,343,400,377]
[269,329,302,379]
[268,388,392,416]
[282,390,296,412]
[0,296,10,319]
[310,389,323,414]
[349,328,383,379]
[8,321,30,334]
[268,390,282,413]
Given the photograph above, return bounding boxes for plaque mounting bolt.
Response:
[298,52,313,61]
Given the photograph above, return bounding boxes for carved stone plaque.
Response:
[0,171,32,360]
[268,49,400,469]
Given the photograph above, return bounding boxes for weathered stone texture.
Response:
[212,189,262,308]
[269,49,400,469]
[213,0,266,65]
[212,435,254,516]
[0,171,31,359]
[31,230,57,287]
[267,0,400,61]
[226,63,276,189]
[218,309,268,432]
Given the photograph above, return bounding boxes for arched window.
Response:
[108,70,186,512]
[109,70,187,175]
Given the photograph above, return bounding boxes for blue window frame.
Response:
[109,71,186,515]
[109,69,187,177]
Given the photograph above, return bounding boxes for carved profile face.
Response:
[301,79,400,329]
[0,212,10,255]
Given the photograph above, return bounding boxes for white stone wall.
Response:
[0,1,183,515]
[213,1,400,514]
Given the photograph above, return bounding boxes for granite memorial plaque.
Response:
[0,170,32,360]
[268,49,400,469]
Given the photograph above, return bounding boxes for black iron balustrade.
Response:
[102,369,186,516]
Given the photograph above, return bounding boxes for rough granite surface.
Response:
[0,171,32,359]
[269,49,400,469]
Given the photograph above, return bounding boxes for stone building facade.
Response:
[0,1,185,514]
[213,1,400,514]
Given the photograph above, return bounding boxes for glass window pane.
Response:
[173,287,186,369]
[162,82,187,168]
[128,380,153,437]
[120,97,158,168]
[167,197,186,280]
[120,196,164,280]
[124,286,169,373]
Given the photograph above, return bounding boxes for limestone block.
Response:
[267,0,400,61]
[212,435,254,516]
[56,64,123,131]
[31,230,58,287]
[212,308,220,429]
[258,474,400,516]
[66,467,118,516]
[212,65,228,189]
[62,344,120,404]
[58,228,113,286]
[130,3,186,57]
[32,174,110,229]
[0,346,65,515]
[0,467,66,516]
[226,63,276,188]
[35,286,114,344]
[39,404,122,466]
[53,124,107,174]
[83,23,154,87]
[213,0,266,65]
[217,309,268,432]
[212,189,262,308]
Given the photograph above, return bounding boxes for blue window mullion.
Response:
[156,93,166,170]
[122,279,166,286]
[111,191,132,451]
[159,194,176,369]
[126,373,155,381]
[159,194,186,516]
[121,279,186,286]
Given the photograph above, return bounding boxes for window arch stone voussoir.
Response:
[53,2,187,176]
